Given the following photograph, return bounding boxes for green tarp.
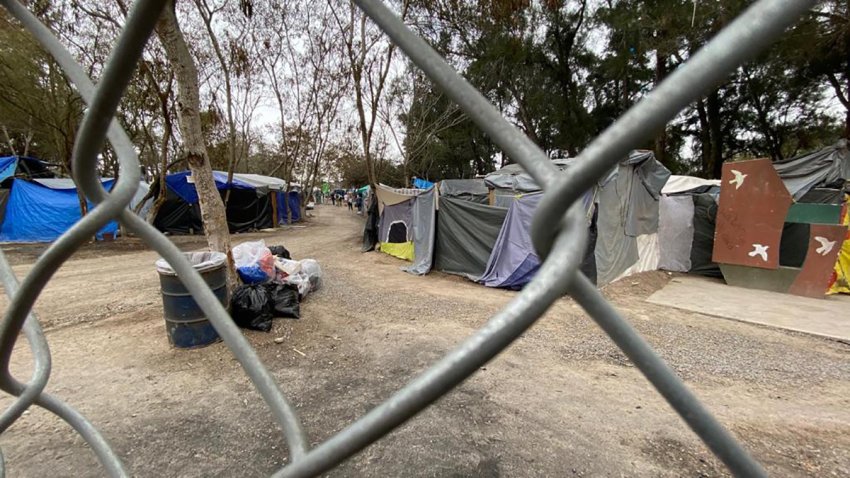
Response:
[434,197,508,280]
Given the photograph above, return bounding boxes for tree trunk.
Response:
[156,3,237,292]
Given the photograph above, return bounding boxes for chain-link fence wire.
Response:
[0,0,815,476]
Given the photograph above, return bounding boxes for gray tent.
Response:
[402,187,436,275]
[434,197,508,280]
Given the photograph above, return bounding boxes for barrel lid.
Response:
[156,251,227,276]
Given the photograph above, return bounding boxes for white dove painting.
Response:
[814,236,836,256]
[748,244,769,262]
[729,169,747,190]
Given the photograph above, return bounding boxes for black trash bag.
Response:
[268,245,291,260]
[265,282,300,319]
[231,284,273,332]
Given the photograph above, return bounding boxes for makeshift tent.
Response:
[481,151,670,287]
[433,197,508,280]
[657,176,722,276]
[374,184,419,261]
[154,171,295,234]
[0,156,55,183]
[402,187,436,275]
[439,179,489,204]
[0,178,119,242]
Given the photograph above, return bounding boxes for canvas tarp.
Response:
[595,151,670,285]
[378,199,414,261]
[403,188,436,275]
[434,197,507,279]
[773,139,850,200]
[33,178,152,217]
[439,179,489,204]
[479,193,543,288]
[662,175,721,195]
[375,183,418,215]
[480,191,597,288]
[484,158,574,192]
[0,178,119,242]
[276,191,302,224]
[658,195,695,272]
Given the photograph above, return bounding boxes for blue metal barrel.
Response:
[156,252,228,349]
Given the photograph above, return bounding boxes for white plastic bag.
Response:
[300,259,323,292]
[275,258,302,275]
[232,240,270,268]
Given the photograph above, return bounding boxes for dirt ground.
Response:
[0,205,848,477]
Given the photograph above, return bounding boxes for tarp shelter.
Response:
[481,152,670,287]
[0,178,122,242]
[154,171,296,235]
[656,177,722,277]
[434,197,508,280]
[374,184,420,261]
[0,156,55,183]
[439,179,489,204]
[479,191,596,289]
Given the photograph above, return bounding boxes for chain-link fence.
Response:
[0,0,815,476]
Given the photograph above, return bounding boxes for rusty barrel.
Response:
[155,252,228,349]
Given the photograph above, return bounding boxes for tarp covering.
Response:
[375,183,418,214]
[480,191,596,288]
[403,187,436,275]
[434,197,507,279]
[439,179,489,203]
[276,191,302,224]
[378,199,414,261]
[232,173,289,191]
[773,139,850,200]
[412,177,434,189]
[484,158,573,192]
[165,171,255,204]
[658,196,695,272]
[480,193,543,288]
[32,178,152,218]
[662,175,721,195]
[0,157,17,183]
[0,178,118,242]
[690,193,722,277]
[595,151,671,285]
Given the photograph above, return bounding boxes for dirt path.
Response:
[0,205,848,477]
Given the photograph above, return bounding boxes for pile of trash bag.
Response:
[229,240,320,332]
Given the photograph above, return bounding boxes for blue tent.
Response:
[276,191,301,224]
[164,171,255,203]
[0,178,118,242]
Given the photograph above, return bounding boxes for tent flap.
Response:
[434,197,507,280]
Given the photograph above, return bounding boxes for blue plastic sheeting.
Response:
[480,191,593,289]
[276,191,302,224]
[165,171,255,204]
[412,178,434,189]
[0,157,17,182]
[0,179,118,242]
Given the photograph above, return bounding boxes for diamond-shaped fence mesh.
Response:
[0,0,815,476]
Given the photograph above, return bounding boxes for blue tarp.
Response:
[0,157,17,182]
[0,178,118,242]
[165,171,255,204]
[413,178,434,189]
[480,191,594,289]
[276,191,302,224]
